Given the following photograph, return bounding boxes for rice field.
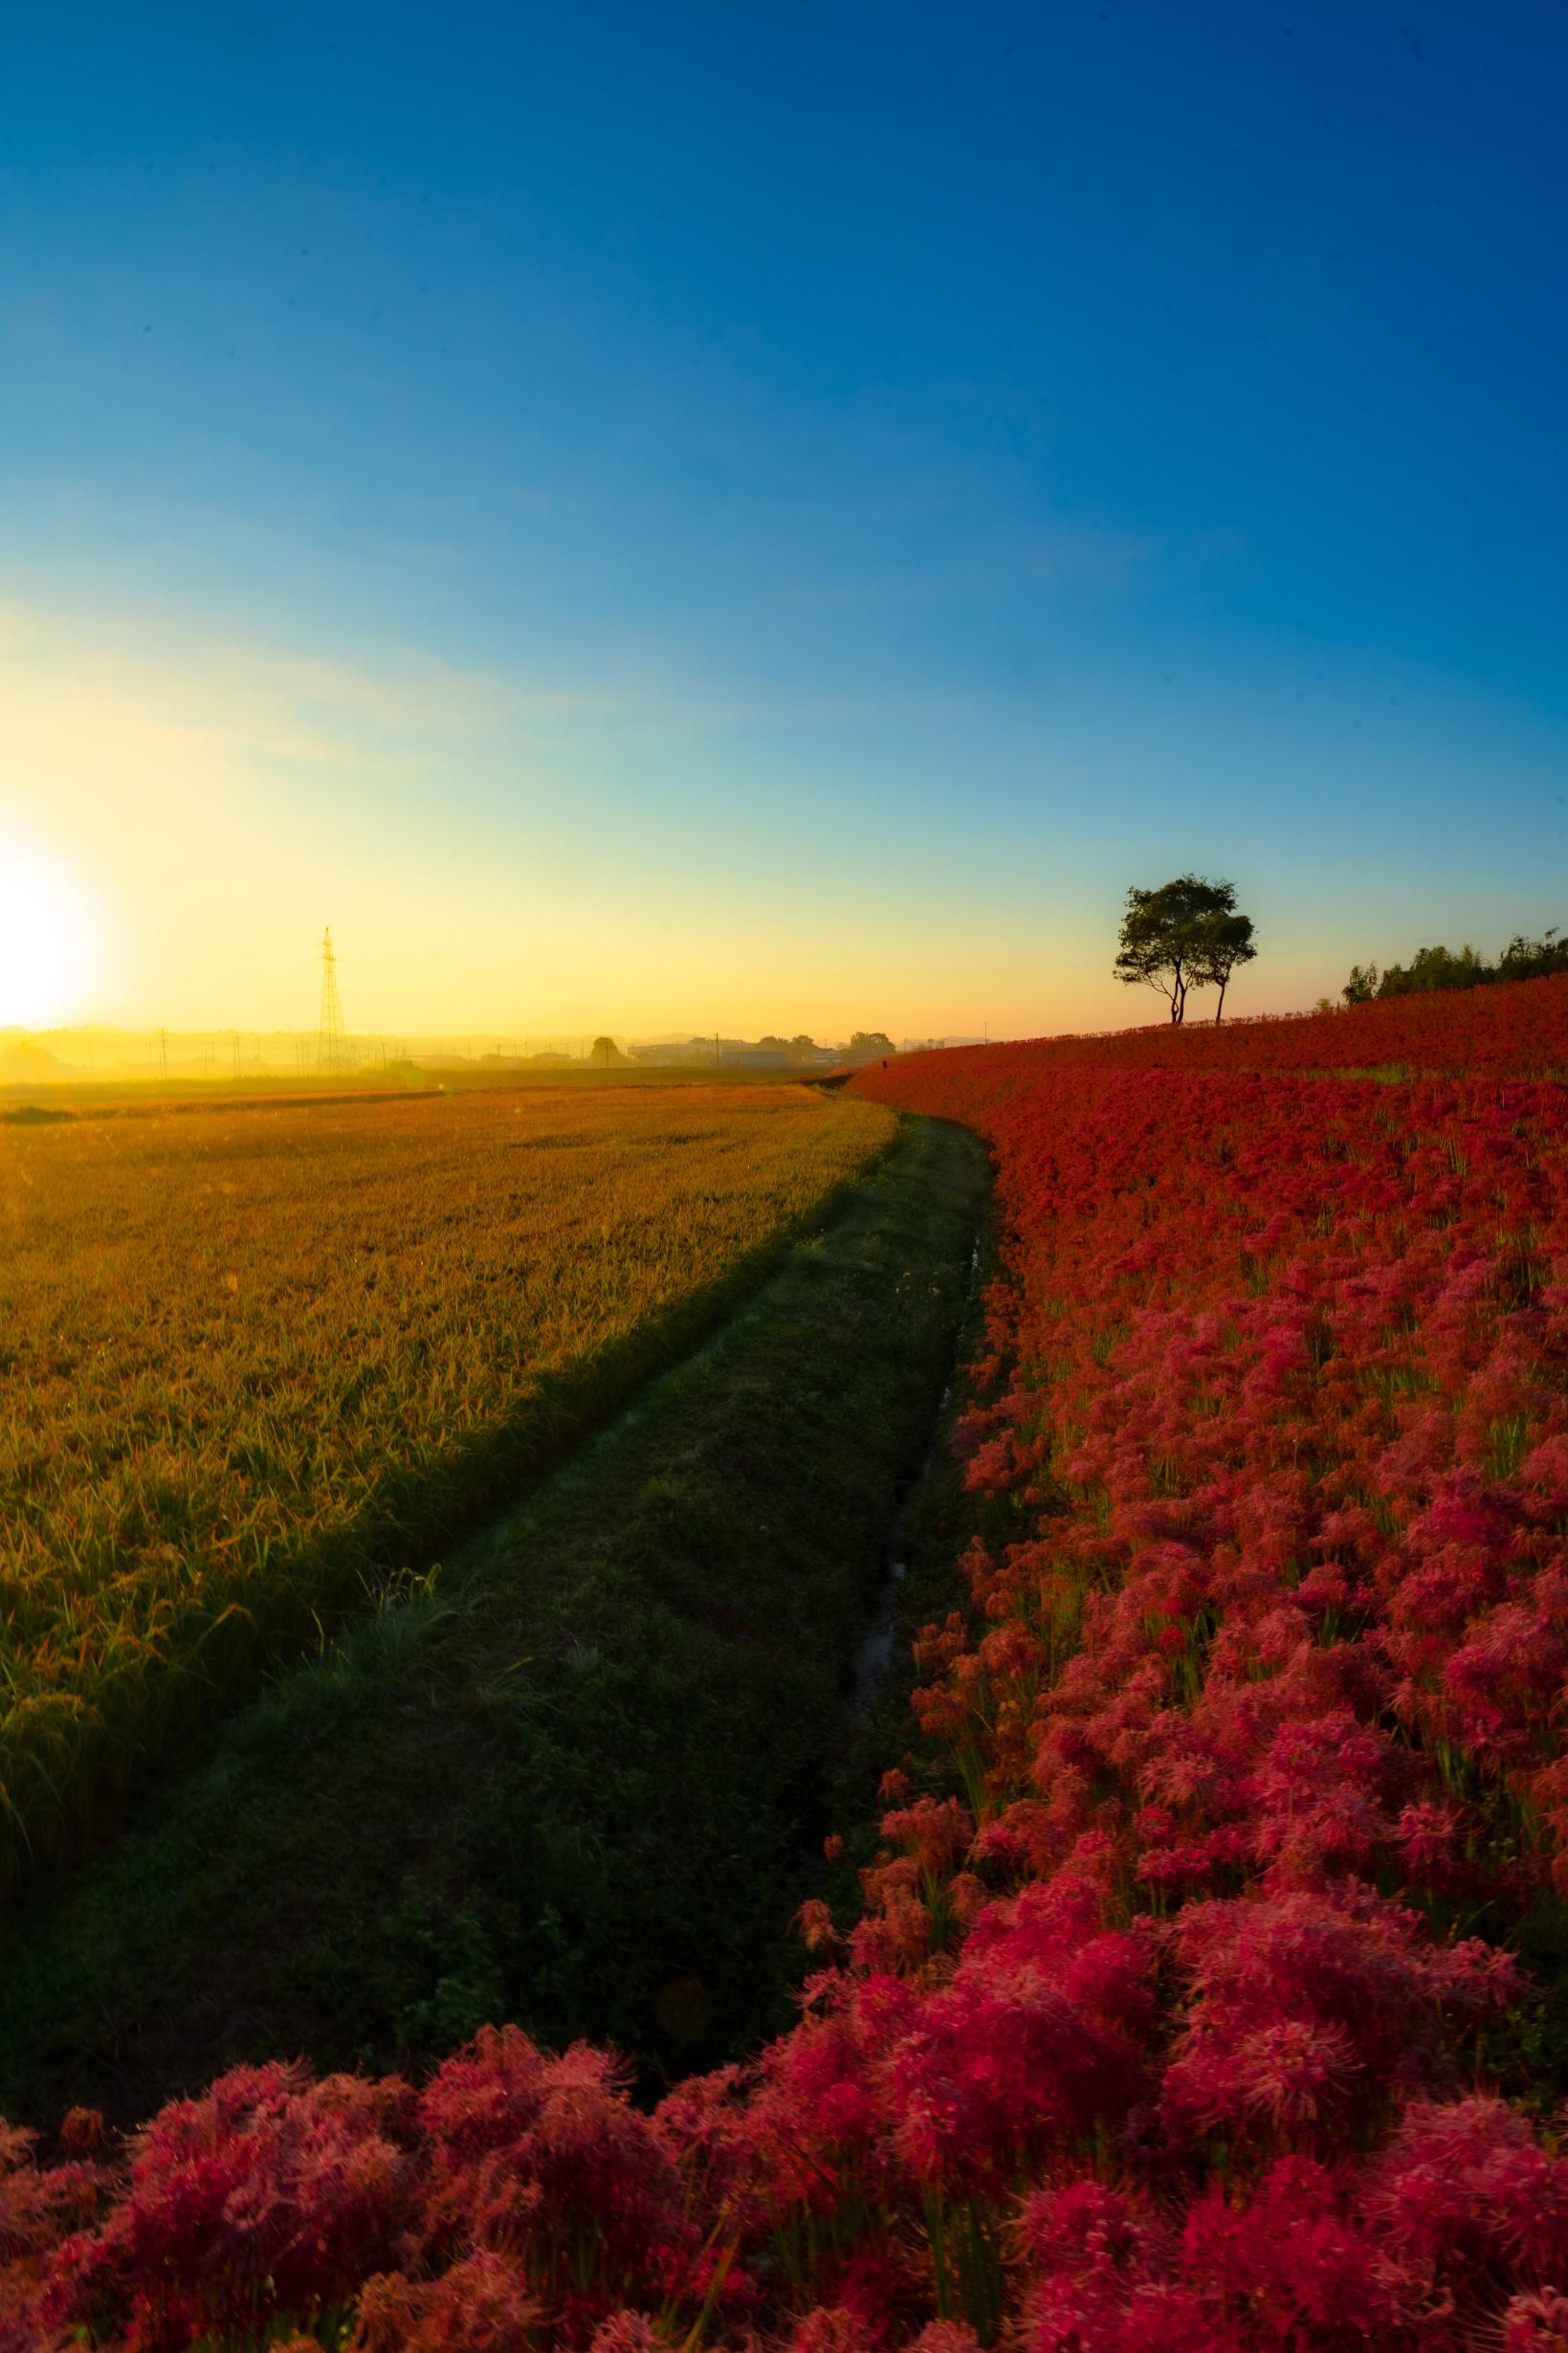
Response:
[0,1082,893,1873]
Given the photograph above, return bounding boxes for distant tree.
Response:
[1189,906,1258,1024]
[590,1034,621,1067]
[1342,928,1568,1005]
[788,1033,819,1060]
[1378,943,1492,996]
[1499,927,1568,982]
[1115,875,1253,1025]
[847,1030,895,1057]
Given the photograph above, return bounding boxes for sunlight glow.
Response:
[0,836,104,1026]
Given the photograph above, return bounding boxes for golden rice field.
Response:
[0,1083,893,1873]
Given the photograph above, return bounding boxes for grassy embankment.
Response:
[0,1114,990,2127]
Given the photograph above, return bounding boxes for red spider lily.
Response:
[354,2250,543,2350]
[41,2064,411,2350]
[11,985,1568,2346]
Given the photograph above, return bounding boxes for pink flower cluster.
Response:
[6,979,1568,2348]
[11,2040,704,2351]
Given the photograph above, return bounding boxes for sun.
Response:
[0,836,104,1028]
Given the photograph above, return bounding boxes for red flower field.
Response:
[9,976,1568,2349]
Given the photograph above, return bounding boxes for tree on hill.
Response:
[1341,931,1567,1006]
[1500,927,1568,982]
[1190,904,1258,1024]
[1380,943,1491,996]
[1115,875,1256,1025]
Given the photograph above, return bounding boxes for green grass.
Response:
[0,1114,990,2127]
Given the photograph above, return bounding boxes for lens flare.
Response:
[0,836,104,1026]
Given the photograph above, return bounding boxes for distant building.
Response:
[627,1043,691,1065]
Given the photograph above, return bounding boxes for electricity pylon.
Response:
[317,927,350,1076]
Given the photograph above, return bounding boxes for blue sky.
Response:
[2,0,1564,1036]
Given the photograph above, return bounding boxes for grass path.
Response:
[0,1113,990,2127]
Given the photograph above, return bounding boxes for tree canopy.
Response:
[832,1031,896,1066]
[1342,930,1568,1006]
[1114,876,1257,1025]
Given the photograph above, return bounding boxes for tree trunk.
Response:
[1214,975,1227,1024]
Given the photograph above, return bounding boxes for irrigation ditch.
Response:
[0,1112,994,2128]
